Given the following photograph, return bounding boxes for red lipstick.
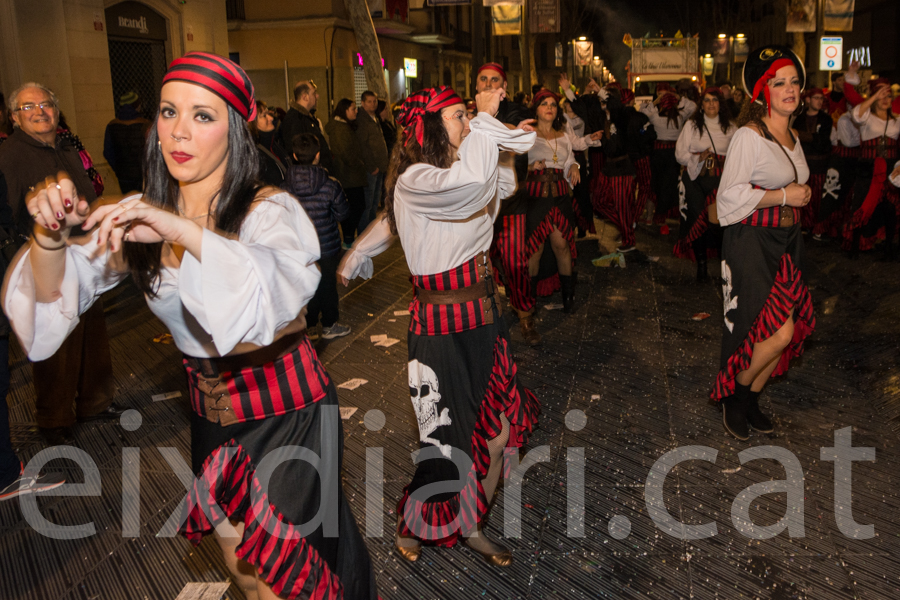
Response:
[171,152,193,164]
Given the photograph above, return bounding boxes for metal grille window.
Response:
[354,67,367,105]
[108,38,167,120]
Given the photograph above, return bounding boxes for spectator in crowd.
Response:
[357,90,390,232]
[0,82,121,446]
[325,98,368,246]
[513,91,528,106]
[103,91,151,193]
[378,99,398,157]
[280,80,333,172]
[282,133,351,339]
[0,92,12,138]
[249,99,290,186]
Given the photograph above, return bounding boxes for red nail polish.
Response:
[56,211,63,219]
[64,199,72,207]
[113,217,119,222]
[52,223,59,230]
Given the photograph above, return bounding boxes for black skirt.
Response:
[186,383,377,600]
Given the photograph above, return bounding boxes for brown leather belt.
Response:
[184,329,307,378]
[529,171,565,183]
[413,252,501,324]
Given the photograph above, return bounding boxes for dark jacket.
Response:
[280,103,334,173]
[356,111,389,173]
[324,119,368,190]
[381,119,398,157]
[797,111,833,174]
[282,165,349,258]
[625,107,656,161]
[103,105,150,191]
[256,130,290,186]
[0,128,98,234]
[495,99,533,182]
[602,95,637,177]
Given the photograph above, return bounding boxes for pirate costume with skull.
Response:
[712,46,816,440]
[339,87,540,564]
[814,112,861,239]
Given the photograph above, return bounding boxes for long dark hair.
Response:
[692,90,734,134]
[384,111,452,235]
[247,100,268,141]
[333,98,357,129]
[127,104,261,296]
[532,98,565,132]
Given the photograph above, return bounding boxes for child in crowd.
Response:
[283,134,352,339]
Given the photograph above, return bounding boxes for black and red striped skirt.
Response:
[180,339,377,599]
[842,138,900,251]
[673,162,723,261]
[399,259,540,546]
[712,207,815,400]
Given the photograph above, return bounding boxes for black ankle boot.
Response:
[721,383,751,440]
[696,258,709,282]
[746,390,774,432]
[560,274,576,313]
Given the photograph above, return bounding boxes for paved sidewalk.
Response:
[1,219,899,599]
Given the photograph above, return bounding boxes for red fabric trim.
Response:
[711,254,815,400]
[833,144,859,158]
[182,441,343,599]
[673,187,717,260]
[750,58,794,115]
[409,254,491,336]
[801,172,826,229]
[397,335,540,545]
[477,62,507,81]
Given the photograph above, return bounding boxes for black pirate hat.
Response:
[742,45,805,113]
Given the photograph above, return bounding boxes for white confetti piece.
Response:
[591,394,601,400]
[337,378,368,390]
[340,407,358,420]
[388,319,396,322]
[175,582,230,600]
[151,391,182,402]
[375,338,400,347]
[370,334,387,343]
[393,310,410,316]
[544,303,564,310]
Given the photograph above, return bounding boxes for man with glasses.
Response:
[0,83,121,447]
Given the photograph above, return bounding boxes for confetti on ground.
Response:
[375,338,400,347]
[340,407,358,420]
[722,466,742,474]
[691,312,711,321]
[151,391,182,402]
[646,255,660,262]
[607,296,627,301]
[591,394,601,400]
[370,334,387,343]
[544,303,564,310]
[175,582,230,600]
[388,319,396,322]
[393,310,410,316]
[337,378,368,390]
[592,252,626,268]
[152,333,173,344]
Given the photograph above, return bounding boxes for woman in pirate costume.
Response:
[674,87,735,281]
[712,46,815,441]
[4,53,377,599]
[340,87,539,565]
[841,70,900,259]
[495,89,601,343]
[814,110,861,240]
[641,84,697,224]
[795,88,833,231]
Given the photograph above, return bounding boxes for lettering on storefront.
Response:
[117,16,149,34]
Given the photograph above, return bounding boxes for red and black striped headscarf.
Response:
[532,89,560,109]
[162,52,257,122]
[396,86,463,146]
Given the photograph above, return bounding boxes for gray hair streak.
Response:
[7,82,60,118]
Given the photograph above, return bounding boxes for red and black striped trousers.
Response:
[594,174,637,247]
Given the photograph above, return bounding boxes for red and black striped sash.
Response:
[409,254,496,336]
[654,140,677,150]
[702,154,727,178]
[739,184,801,227]
[184,337,329,423]
[525,168,569,198]
[860,137,898,161]
[833,143,859,158]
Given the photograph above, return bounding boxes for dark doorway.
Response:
[106,2,168,120]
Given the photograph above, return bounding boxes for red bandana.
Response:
[396,86,463,146]
[750,58,793,117]
[532,89,560,109]
[620,89,635,105]
[163,52,257,121]
[477,62,507,82]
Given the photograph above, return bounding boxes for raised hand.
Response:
[84,198,201,253]
[517,118,537,132]
[476,88,506,118]
[26,172,91,237]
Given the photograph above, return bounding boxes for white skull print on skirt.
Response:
[408,359,453,459]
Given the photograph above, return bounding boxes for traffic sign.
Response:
[819,37,842,71]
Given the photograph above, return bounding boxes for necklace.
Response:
[544,134,559,163]
[177,203,210,221]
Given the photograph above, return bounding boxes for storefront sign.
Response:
[404,58,418,78]
[105,1,167,41]
[530,0,560,34]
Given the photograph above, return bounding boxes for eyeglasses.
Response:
[14,102,56,113]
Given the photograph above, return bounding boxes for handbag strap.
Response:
[702,122,720,157]
[760,122,798,184]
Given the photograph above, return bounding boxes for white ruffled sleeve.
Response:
[3,234,128,361]
[396,113,535,220]
[892,160,900,187]
[567,122,601,152]
[177,194,322,356]
[675,122,702,179]
[338,215,396,281]
[680,97,698,119]
[850,102,871,126]
[716,128,767,226]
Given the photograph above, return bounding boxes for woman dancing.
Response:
[674,87,735,281]
[4,53,376,599]
[339,86,539,565]
[712,46,815,441]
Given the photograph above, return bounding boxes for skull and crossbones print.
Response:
[823,168,841,201]
[408,359,453,459]
[721,260,739,333]
[678,179,687,220]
